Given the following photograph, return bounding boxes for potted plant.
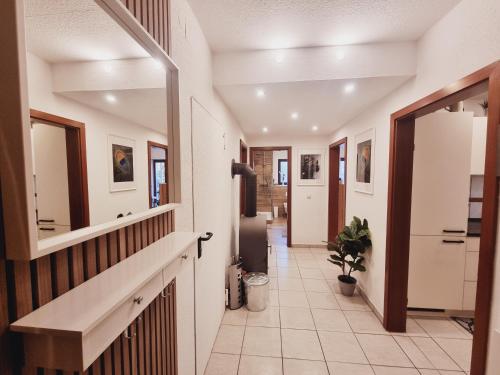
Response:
[327,216,371,296]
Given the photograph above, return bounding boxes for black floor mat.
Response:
[452,316,474,335]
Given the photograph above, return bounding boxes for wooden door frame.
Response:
[249,146,292,247]
[240,139,248,215]
[147,141,168,208]
[30,109,90,230]
[328,137,348,242]
[384,61,500,375]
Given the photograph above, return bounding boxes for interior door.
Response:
[191,99,230,375]
[411,112,473,235]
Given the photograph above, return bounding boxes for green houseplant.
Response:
[327,216,371,296]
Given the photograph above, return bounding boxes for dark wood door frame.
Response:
[249,146,292,247]
[328,138,348,242]
[30,109,89,230]
[240,139,248,215]
[147,141,168,208]
[384,61,500,375]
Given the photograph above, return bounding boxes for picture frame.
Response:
[297,148,325,186]
[355,128,375,194]
[108,135,136,192]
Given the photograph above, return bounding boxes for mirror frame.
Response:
[0,0,181,260]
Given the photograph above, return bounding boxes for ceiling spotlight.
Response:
[335,49,346,60]
[256,89,265,98]
[344,83,355,93]
[291,112,299,120]
[105,94,117,103]
[262,127,269,133]
[312,125,319,131]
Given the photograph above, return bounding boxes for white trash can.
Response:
[243,272,269,312]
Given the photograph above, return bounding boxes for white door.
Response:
[408,235,466,310]
[411,112,473,236]
[191,99,230,375]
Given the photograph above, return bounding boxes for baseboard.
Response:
[357,285,384,323]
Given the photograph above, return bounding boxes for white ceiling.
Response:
[187,0,460,52]
[217,76,410,136]
[24,0,149,62]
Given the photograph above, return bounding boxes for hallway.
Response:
[206,234,472,375]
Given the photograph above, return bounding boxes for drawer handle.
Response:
[443,229,465,233]
[133,296,143,305]
[40,227,55,231]
[442,240,465,244]
[180,254,188,260]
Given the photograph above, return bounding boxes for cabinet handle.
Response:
[133,296,143,305]
[442,240,465,244]
[442,229,465,234]
[38,219,55,223]
[39,227,55,231]
[180,254,188,260]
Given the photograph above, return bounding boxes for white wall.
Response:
[327,0,500,372]
[26,53,167,225]
[248,135,329,246]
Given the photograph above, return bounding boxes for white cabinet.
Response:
[408,235,466,310]
[411,112,473,236]
[470,117,488,175]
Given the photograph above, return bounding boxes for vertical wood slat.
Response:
[84,239,98,280]
[137,311,145,375]
[145,304,151,374]
[118,228,127,261]
[155,296,162,374]
[107,231,119,267]
[150,300,157,375]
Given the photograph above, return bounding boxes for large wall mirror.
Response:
[0,0,180,259]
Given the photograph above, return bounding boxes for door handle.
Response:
[198,232,214,259]
[442,230,465,234]
[442,240,465,244]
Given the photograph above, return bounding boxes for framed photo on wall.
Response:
[355,128,375,194]
[297,148,325,185]
[108,135,136,192]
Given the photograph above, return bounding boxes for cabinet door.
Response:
[411,112,473,236]
[408,235,466,310]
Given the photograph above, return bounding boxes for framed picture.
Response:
[108,135,136,192]
[355,128,375,194]
[297,148,325,185]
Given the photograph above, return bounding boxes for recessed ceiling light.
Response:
[335,49,346,60]
[291,112,299,120]
[256,89,265,98]
[262,127,269,133]
[312,125,319,131]
[105,94,117,103]
[344,83,355,93]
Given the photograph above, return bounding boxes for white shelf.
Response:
[11,231,199,371]
[36,203,180,258]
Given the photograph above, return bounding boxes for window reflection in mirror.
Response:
[25,0,169,239]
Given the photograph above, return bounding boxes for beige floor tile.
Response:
[297,259,321,269]
[268,258,277,267]
[417,370,441,374]
[356,334,413,367]
[238,355,282,375]
[278,266,302,278]
[278,258,298,267]
[327,361,375,375]
[411,337,461,371]
[203,353,239,375]
[279,277,305,291]
[345,311,387,334]
[391,319,430,337]
[393,335,434,369]
[303,278,331,292]
[280,306,315,330]
[311,308,351,332]
[212,325,245,354]
[281,328,324,360]
[279,290,310,308]
[222,308,248,326]
[277,251,294,259]
[242,326,282,357]
[300,267,325,279]
[306,291,340,310]
[321,266,342,280]
[318,331,368,364]
[414,319,470,339]
[434,338,471,372]
[269,277,278,290]
[269,289,280,306]
[268,267,278,277]
[291,247,312,254]
[295,253,315,260]
[283,358,329,375]
[371,366,420,375]
[336,294,371,311]
[246,306,281,327]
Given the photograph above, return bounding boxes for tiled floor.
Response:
[205,225,472,375]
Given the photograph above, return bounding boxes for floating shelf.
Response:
[10,231,200,372]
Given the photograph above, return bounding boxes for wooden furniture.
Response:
[11,232,199,372]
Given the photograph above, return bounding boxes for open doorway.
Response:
[30,109,89,239]
[384,62,499,375]
[147,141,168,208]
[328,138,347,242]
[250,147,292,247]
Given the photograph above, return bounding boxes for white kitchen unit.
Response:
[408,112,473,310]
[11,232,199,373]
[470,117,488,175]
[463,237,480,310]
